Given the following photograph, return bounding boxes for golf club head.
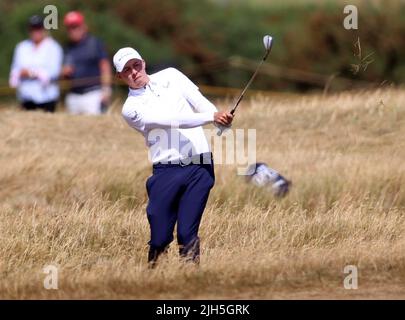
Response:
[263,35,273,52]
[215,123,231,136]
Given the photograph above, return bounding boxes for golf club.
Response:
[216,35,273,136]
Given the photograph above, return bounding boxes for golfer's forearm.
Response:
[143,112,214,129]
[186,89,218,113]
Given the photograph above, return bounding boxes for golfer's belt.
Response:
[153,152,213,167]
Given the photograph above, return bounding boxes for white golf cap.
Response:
[113,47,142,72]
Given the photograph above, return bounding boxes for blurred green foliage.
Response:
[0,0,404,92]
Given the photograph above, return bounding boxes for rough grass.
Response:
[1,88,405,299]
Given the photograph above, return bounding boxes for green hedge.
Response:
[0,0,404,93]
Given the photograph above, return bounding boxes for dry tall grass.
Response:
[1,88,405,299]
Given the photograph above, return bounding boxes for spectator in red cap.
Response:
[61,11,112,115]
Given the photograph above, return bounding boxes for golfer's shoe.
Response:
[147,244,169,269]
[179,236,200,265]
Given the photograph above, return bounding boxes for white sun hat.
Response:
[113,47,142,72]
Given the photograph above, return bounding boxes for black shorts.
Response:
[22,100,57,113]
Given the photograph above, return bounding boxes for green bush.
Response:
[0,0,404,94]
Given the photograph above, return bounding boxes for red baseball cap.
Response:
[63,11,85,27]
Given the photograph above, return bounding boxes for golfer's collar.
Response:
[128,86,145,96]
[128,80,157,96]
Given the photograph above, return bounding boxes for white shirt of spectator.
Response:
[122,68,218,164]
[9,37,63,104]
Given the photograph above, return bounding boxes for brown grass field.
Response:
[0,87,405,299]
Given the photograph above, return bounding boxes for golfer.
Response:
[113,47,233,267]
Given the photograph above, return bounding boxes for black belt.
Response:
[70,84,101,94]
[153,152,213,168]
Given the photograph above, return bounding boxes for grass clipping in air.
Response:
[1,88,405,299]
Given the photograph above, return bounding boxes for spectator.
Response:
[61,11,112,115]
[9,15,63,112]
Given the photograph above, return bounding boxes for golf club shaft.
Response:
[231,50,270,115]
[216,36,272,136]
[216,54,269,136]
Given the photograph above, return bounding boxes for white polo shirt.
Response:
[9,37,63,104]
[122,68,218,164]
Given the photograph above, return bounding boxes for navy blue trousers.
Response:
[145,162,215,263]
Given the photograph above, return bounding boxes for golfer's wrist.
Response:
[213,112,222,123]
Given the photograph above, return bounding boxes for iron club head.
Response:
[263,35,273,51]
